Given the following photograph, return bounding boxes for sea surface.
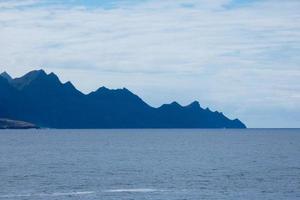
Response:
[0,129,299,200]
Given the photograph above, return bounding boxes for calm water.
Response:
[0,129,300,200]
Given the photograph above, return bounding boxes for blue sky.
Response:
[0,0,299,127]
[45,0,255,8]
[5,0,259,9]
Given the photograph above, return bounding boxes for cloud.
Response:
[0,0,299,127]
[0,0,41,9]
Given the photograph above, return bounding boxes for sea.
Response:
[0,129,299,200]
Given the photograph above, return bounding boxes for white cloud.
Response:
[0,0,299,127]
[0,0,41,9]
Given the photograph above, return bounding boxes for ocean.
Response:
[0,129,299,200]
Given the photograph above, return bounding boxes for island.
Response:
[0,70,246,129]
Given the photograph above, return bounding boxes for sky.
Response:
[0,0,299,128]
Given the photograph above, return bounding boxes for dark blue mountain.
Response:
[0,72,12,82]
[0,70,246,128]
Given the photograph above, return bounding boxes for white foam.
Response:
[104,188,160,193]
[0,191,95,198]
[0,194,32,198]
[49,191,95,196]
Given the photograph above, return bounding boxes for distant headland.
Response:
[0,70,246,129]
[0,118,38,129]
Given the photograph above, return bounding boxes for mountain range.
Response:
[0,70,246,128]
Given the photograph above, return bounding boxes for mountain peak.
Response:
[159,101,182,109]
[27,69,47,77]
[64,81,74,87]
[0,71,12,81]
[63,81,81,94]
[186,101,200,108]
[96,86,109,92]
[93,87,134,96]
[47,72,62,83]
[19,69,47,80]
[170,101,181,107]
[11,69,48,89]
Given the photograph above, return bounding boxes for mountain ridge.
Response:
[0,70,246,129]
[0,72,12,82]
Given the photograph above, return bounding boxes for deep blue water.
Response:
[0,129,300,200]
